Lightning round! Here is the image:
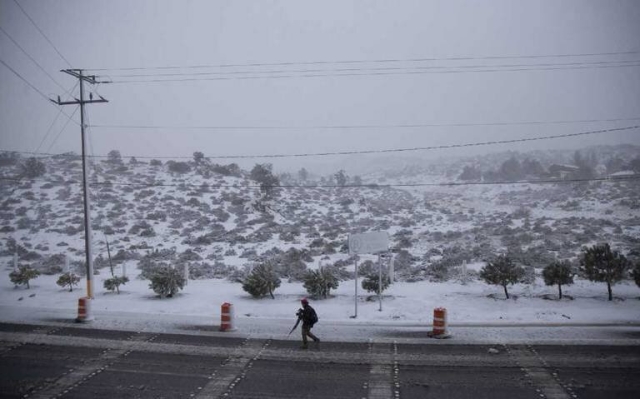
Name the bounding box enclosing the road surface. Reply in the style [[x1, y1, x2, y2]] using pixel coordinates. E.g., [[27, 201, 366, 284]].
[[1, 322, 639, 398]]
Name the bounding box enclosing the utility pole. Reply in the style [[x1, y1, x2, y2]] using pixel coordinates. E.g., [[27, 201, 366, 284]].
[[51, 69, 107, 301]]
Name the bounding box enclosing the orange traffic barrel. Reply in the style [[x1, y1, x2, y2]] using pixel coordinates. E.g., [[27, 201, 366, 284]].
[[429, 307, 450, 338], [220, 302, 236, 331], [76, 297, 94, 322]]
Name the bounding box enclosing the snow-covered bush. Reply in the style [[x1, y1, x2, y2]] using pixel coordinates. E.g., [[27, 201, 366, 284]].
[[33, 254, 65, 275], [303, 268, 339, 299], [9, 265, 40, 289], [103, 275, 129, 294], [361, 273, 390, 295], [148, 265, 185, 298], [57, 272, 80, 292], [189, 261, 234, 279], [241, 262, 281, 299]]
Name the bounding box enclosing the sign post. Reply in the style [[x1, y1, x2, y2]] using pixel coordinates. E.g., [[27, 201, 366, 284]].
[[378, 253, 382, 312], [348, 231, 389, 318]]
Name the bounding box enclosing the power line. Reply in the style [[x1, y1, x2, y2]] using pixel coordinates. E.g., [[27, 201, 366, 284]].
[[11, 0, 73, 68], [2, 125, 638, 160], [90, 116, 640, 131], [1, 174, 638, 189], [0, 58, 52, 102], [0, 25, 69, 93], [0, 58, 80, 126], [104, 59, 640, 79], [44, 106, 79, 154], [85, 50, 640, 72], [105, 62, 640, 84], [34, 81, 79, 153]]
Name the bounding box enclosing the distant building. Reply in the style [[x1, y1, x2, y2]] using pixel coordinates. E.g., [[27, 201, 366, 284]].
[[609, 170, 635, 179], [548, 164, 579, 179]]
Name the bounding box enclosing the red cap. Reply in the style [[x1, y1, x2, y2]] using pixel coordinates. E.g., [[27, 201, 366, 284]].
[[301, 298, 309, 305]]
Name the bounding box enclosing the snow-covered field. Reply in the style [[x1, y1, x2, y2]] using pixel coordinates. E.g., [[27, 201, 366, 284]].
[[2, 261, 638, 344]]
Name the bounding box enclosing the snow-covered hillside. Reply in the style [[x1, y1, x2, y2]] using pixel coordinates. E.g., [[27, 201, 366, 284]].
[[1, 146, 639, 289]]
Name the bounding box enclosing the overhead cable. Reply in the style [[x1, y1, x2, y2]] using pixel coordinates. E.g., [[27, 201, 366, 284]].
[[104, 59, 640, 79], [11, 0, 73, 68], [2, 125, 638, 160], [85, 50, 640, 72], [90, 117, 640, 131], [0, 25, 70, 93], [0, 58, 80, 126]]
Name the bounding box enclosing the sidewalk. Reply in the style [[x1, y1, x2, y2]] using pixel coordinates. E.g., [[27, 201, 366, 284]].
[[1, 305, 639, 346]]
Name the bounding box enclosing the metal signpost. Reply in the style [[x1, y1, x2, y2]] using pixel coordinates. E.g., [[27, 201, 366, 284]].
[[348, 231, 389, 318]]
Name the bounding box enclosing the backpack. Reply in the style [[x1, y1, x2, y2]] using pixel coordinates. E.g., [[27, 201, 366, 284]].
[[310, 308, 319, 325]]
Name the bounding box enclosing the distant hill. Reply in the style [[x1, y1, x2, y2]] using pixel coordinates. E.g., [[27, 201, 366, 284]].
[[0, 145, 638, 282]]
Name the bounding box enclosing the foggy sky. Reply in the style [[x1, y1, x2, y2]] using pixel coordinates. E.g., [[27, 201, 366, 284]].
[[1, 0, 639, 174]]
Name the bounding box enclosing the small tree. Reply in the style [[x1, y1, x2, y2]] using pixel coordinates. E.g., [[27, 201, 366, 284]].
[[242, 262, 281, 299], [250, 163, 280, 197], [479, 255, 525, 299], [103, 239, 129, 294], [580, 243, 629, 301], [148, 265, 185, 298], [19, 157, 46, 178], [334, 170, 348, 187], [193, 151, 205, 164], [107, 150, 122, 164], [104, 275, 129, 294], [303, 267, 339, 299], [57, 272, 80, 292], [631, 262, 640, 288], [9, 265, 40, 289], [361, 273, 390, 295], [542, 260, 574, 299]]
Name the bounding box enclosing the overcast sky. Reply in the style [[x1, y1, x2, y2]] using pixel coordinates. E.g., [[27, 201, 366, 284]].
[[1, 0, 639, 173]]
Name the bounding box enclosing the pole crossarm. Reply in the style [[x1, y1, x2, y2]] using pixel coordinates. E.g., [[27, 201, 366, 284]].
[[50, 97, 108, 105]]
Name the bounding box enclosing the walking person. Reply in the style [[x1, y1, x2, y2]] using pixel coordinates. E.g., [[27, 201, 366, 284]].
[[298, 298, 320, 349]]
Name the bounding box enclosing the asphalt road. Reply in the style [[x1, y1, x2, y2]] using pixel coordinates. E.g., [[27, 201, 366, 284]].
[[1, 322, 639, 399]]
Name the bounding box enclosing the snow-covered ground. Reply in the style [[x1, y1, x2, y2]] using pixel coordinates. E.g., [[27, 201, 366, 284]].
[[1, 262, 639, 345]]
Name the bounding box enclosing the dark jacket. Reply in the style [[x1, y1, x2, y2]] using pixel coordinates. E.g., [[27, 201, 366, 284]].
[[300, 305, 317, 327]]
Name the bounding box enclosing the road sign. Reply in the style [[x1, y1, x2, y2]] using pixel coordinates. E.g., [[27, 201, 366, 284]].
[[348, 231, 389, 255]]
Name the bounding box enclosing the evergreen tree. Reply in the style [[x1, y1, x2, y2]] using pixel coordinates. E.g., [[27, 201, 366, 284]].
[[303, 267, 339, 298], [107, 150, 122, 164], [57, 272, 80, 292], [542, 260, 574, 299], [148, 265, 185, 298], [193, 151, 205, 164], [104, 276, 129, 294], [628, 157, 640, 173], [361, 273, 390, 294], [334, 170, 348, 187], [242, 262, 281, 299], [459, 165, 482, 181], [631, 262, 640, 288], [167, 161, 191, 174], [579, 243, 629, 301], [479, 255, 525, 299], [9, 265, 40, 289], [19, 157, 46, 178], [250, 163, 280, 197], [298, 167, 309, 182], [499, 157, 522, 181]]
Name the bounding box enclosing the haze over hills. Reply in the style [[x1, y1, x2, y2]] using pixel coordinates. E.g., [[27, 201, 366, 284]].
[[0, 144, 639, 283]]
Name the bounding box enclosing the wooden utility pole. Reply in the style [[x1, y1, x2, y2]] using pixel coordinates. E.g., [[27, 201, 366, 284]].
[[51, 69, 107, 300]]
